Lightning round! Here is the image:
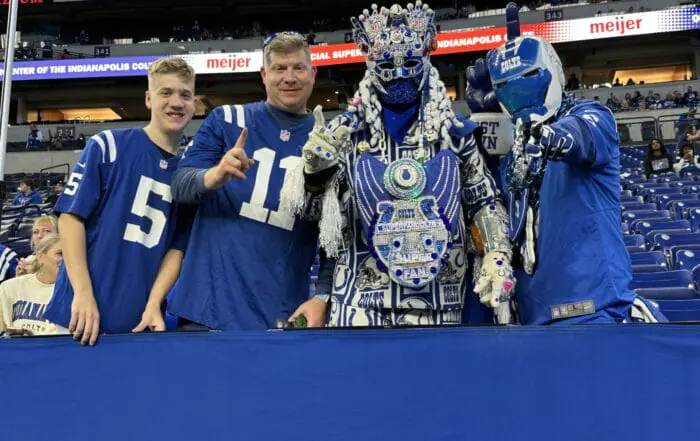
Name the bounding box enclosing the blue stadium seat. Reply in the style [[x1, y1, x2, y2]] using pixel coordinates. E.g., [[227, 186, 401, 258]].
[[690, 209, 700, 232], [658, 195, 700, 210], [621, 222, 629, 235], [635, 287, 700, 300], [635, 219, 691, 236], [625, 211, 671, 228], [632, 183, 669, 194], [620, 195, 643, 204], [630, 270, 694, 290], [654, 232, 700, 256], [675, 249, 700, 271], [680, 168, 700, 179], [655, 299, 700, 322], [657, 175, 682, 183], [646, 229, 693, 246], [646, 187, 684, 198], [680, 183, 700, 193], [629, 251, 666, 266], [632, 264, 667, 273], [622, 203, 656, 213], [623, 234, 644, 248], [627, 246, 647, 254], [671, 201, 700, 219]]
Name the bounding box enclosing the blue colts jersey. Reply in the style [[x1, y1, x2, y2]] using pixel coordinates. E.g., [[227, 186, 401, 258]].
[[44, 128, 180, 333], [168, 102, 319, 330], [502, 101, 635, 324]]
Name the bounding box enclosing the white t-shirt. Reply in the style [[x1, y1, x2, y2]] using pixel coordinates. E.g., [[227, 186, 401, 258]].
[[0, 274, 69, 335]]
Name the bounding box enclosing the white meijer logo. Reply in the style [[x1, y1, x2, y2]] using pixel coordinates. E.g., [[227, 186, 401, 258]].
[[500, 56, 522, 73]]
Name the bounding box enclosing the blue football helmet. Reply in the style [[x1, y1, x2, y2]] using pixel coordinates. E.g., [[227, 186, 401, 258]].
[[486, 35, 565, 125]]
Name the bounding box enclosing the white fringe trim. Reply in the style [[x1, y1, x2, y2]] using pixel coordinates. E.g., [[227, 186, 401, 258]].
[[319, 176, 343, 258], [279, 158, 306, 215]]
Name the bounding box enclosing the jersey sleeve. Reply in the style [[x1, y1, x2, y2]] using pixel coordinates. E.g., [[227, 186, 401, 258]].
[[450, 114, 502, 219], [179, 106, 235, 169], [554, 101, 619, 169], [0, 246, 18, 282], [30, 192, 43, 205], [53, 134, 108, 220]]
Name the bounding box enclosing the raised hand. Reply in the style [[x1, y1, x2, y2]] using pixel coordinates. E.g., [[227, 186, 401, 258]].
[[204, 128, 255, 190], [302, 105, 350, 174]]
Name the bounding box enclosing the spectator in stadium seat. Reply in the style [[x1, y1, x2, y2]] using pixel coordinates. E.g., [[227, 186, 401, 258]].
[[678, 124, 700, 154], [45, 181, 64, 205], [42, 58, 196, 345], [16, 215, 58, 277], [644, 138, 674, 177], [0, 234, 68, 336], [26, 124, 43, 148], [684, 86, 697, 106], [673, 143, 700, 174], [12, 179, 43, 206], [162, 31, 322, 331]]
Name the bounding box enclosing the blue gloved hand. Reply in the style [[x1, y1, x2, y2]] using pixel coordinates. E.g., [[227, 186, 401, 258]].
[[466, 58, 501, 113], [537, 123, 575, 160]]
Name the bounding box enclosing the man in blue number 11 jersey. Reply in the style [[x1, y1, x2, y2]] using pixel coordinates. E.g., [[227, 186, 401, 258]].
[[166, 32, 323, 330], [43, 58, 197, 345]]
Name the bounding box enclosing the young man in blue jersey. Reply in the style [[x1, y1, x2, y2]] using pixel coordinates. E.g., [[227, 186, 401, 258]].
[[166, 32, 326, 330], [43, 58, 197, 345]]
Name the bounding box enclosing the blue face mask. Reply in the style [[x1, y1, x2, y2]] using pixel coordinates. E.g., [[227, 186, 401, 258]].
[[380, 78, 420, 105]]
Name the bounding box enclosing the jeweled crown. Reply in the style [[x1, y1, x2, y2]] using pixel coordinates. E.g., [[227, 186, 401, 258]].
[[351, 2, 437, 61]]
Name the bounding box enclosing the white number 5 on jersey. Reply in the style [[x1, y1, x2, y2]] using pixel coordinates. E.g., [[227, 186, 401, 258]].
[[123, 176, 172, 248]]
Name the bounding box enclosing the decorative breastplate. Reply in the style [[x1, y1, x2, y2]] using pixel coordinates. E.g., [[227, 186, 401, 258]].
[[353, 150, 461, 288]]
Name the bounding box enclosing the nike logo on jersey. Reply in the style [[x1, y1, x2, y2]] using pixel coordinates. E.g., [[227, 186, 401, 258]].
[[77, 162, 86, 167]]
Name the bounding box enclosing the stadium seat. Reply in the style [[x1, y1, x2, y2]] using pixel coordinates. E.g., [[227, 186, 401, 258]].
[[622, 203, 656, 213], [635, 287, 700, 300], [623, 234, 644, 248], [690, 209, 700, 232], [620, 195, 643, 204], [632, 264, 667, 273], [655, 299, 700, 322], [629, 251, 666, 266], [675, 249, 700, 271], [627, 246, 647, 254], [630, 270, 694, 290], [621, 222, 629, 235], [653, 233, 700, 256], [624, 210, 671, 227], [635, 219, 691, 236], [671, 201, 700, 219], [680, 168, 700, 179], [646, 187, 684, 199], [645, 229, 693, 246], [658, 195, 699, 210]]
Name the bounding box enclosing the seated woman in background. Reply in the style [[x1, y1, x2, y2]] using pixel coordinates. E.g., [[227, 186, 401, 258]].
[[16, 215, 58, 277], [0, 234, 68, 336], [644, 138, 674, 177], [674, 143, 700, 174]]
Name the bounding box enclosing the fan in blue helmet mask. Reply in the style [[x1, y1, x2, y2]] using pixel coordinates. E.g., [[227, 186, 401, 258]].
[[465, 2, 666, 325]]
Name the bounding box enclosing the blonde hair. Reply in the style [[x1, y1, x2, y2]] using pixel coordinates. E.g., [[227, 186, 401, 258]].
[[25, 233, 60, 275], [32, 215, 58, 250], [33, 215, 58, 233], [148, 57, 196, 89], [264, 33, 311, 66]]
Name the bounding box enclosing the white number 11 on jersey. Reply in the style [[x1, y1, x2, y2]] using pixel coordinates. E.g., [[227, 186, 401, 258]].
[[240, 147, 299, 231]]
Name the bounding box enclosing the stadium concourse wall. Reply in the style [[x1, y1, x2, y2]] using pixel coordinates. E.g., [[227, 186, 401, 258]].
[[1, 325, 700, 441]]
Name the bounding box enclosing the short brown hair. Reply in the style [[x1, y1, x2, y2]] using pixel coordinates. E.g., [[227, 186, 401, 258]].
[[148, 57, 195, 89], [264, 33, 311, 66]]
